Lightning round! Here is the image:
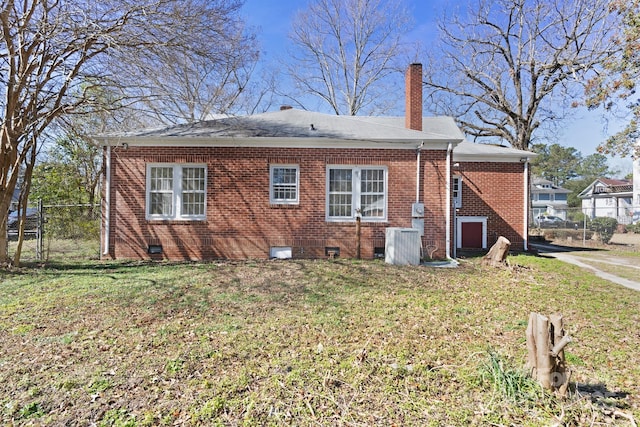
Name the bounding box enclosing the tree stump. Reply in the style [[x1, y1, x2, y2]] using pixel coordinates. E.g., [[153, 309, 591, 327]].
[[525, 312, 572, 397], [482, 236, 510, 266]]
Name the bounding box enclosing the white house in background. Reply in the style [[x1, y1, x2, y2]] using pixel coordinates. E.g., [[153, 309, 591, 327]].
[[530, 177, 571, 220], [579, 178, 634, 224]]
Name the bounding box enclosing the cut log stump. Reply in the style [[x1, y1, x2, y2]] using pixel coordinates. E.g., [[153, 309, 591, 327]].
[[482, 236, 510, 267], [526, 312, 572, 397]]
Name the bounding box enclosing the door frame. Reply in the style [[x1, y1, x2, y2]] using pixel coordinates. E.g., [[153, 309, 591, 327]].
[[456, 216, 487, 249]]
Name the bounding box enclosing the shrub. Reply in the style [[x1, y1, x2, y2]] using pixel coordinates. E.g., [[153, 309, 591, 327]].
[[627, 222, 640, 234], [568, 211, 587, 225], [590, 217, 618, 244], [44, 206, 100, 240]]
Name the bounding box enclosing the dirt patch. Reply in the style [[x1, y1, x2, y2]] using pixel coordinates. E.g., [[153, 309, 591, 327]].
[[609, 233, 640, 246]]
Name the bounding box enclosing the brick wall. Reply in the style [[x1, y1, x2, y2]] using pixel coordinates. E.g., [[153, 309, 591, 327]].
[[405, 63, 423, 131], [455, 162, 526, 251], [104, 146, 450, 261]]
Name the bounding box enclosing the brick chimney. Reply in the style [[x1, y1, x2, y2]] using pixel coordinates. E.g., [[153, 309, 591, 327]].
[[405, 63, 423, 131]]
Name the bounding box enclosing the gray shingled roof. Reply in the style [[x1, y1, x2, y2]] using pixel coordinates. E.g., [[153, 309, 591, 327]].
[[102, 108, 464, 143], [453, 140, 537, 162], [99, 109, 536, 162]]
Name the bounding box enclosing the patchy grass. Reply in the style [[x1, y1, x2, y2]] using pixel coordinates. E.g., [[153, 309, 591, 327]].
[[8, 238, 99, 262], [1, 256, 639, 425], [538, 245, 640, 283], [584, 261, 640, 283]]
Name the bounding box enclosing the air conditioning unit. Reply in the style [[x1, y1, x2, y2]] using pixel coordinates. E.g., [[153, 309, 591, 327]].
[[385, 227, 420, 265]]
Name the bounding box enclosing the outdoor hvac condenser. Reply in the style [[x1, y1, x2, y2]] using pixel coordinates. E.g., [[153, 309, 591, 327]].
[[385, 227, 421, 265]]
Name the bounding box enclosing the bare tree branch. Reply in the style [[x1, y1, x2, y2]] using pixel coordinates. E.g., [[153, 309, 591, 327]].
[[585, 0, 640, 157], [423, 0, 617, 150], [0, 0, 257, 264], [285, 0, 414, 115]]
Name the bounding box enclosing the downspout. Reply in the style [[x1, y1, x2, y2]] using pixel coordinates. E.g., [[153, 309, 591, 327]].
[[416, 141, 424, 259], [102, 144, 111, 257], [446, 142, 453, 259], [522, 158, 529, 251], [416, 141, 424, 202]]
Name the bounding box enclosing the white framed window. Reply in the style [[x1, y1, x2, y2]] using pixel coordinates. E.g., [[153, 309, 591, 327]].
[[146, 164, 206, 220], [270, 165, 299, 204], [453, 175, 462, 208], [326, 166, 387, 221]]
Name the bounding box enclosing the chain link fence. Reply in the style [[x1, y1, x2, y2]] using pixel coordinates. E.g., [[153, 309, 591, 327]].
[[530, 205, 640, 246], [6, 201, 100, 263], [530, 205, 639, 229]]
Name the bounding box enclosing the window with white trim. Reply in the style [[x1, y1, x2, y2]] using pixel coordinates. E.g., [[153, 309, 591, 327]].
[[146, 164, 206, 220], [453, 175, 462, 208], [270, 165, 299, 204], [327, 166, 387, 221]]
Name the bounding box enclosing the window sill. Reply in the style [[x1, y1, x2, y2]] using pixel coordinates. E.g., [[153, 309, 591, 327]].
[[326, 219, 388, 225], [269, 203, 300, 209], [146, 218, 207, 223]]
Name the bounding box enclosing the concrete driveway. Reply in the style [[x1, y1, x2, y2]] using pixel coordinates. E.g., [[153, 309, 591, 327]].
[[531, 242, 640, 291]]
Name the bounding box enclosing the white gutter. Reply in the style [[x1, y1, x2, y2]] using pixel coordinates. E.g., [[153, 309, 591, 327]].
[[102, 146, 111, 256], [523, 158, 529, 251], [99, 136, 454, 151], [446, 142, 453, 259], [416, 141, 424, 202]]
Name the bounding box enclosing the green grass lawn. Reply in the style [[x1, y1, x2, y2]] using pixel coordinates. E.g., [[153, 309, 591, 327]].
[[1, 255, 639, 425], [7, 238, 100, 263]]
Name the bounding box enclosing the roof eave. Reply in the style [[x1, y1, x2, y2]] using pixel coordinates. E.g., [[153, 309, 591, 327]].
[[453, 153, 536, 163], [97, 136, 463, 150]]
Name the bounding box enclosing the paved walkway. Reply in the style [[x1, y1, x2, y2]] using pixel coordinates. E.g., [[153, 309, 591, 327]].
[[531, 242, 640, 292]]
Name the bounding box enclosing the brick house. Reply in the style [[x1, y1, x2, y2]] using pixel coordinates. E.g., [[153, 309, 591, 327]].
[[98, 64, 534, 261], [452, 141, 534, 255]]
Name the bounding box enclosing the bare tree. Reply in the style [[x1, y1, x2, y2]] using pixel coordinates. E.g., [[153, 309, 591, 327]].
[[585, 0, 640, 157], [113, 0, 259, 125], [285, 0, 413, 116], [423, 0, 618, 151], [0, 0, 256, 265]]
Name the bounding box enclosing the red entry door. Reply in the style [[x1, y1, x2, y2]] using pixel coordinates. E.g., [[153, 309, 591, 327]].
[[461, 222, 483, 248]]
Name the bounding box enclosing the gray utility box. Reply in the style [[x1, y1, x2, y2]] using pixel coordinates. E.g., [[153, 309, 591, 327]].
[[385, 227, 421, 266]]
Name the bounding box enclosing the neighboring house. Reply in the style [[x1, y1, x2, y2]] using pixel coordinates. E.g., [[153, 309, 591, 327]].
[[579, 178, 634, 224], [530, 177, 571, 220], [97, 63, 535, 261]]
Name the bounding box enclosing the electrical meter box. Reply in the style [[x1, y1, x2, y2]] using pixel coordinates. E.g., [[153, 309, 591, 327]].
[[411, 202, 425, 218]]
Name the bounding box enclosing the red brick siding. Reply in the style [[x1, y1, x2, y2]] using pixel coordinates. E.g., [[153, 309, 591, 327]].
[[455, 162, 526, 251], [421, 150, 448, 257], [405, 64, 423, 131], [103, 146, 450, 260]]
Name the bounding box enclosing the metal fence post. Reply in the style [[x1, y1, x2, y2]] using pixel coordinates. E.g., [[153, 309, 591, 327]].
[[36, 199, 43, 261]]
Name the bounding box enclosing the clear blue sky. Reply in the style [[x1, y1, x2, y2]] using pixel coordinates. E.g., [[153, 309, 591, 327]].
[[241, 0, 632, 175]]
